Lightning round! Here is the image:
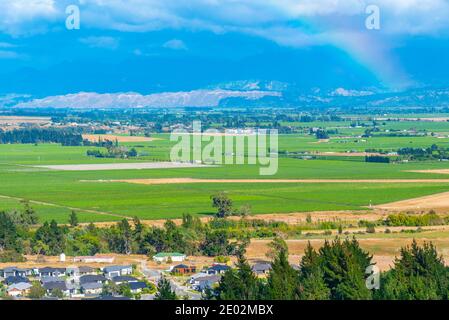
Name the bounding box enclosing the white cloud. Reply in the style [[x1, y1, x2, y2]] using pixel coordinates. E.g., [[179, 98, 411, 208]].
[[0, 50, 21, 59], [1, 0, 448, 36], [0, 0, 59, 35], [163, 39, 187, 50], [79, 36, 120, 49]]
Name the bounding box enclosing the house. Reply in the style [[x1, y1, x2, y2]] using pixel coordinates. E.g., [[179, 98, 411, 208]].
[[37, 267, 66, 278], [78, 266, 96, 275], [43, 281, 71, 296], [81, 282, 103, 295], [192, 275, 221, 292], [66, 266, 96, 278], [7, 282, 32, 297], [1, 267, 32, 278], [73, 255, 115, 263], [129, 281, 147, 294], [103, 265, 133, 278], [207, 264, 230, 275], [171, 264, 197, 275], [189, 272, 209, 285], [252, 263, 272, 276], [5, 276, 30, 285], [153, 252, 186, 263], [41, 276, 65, 284], [112, 275, 138, 285], [80, 274, 107, 285]]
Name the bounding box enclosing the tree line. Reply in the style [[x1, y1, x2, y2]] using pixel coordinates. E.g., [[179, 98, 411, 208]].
[[0, 128, 83, 146], [0, 205, 249, 260]]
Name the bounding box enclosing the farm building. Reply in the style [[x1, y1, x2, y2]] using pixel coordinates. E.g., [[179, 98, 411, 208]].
[[153, 252, 186, 263]]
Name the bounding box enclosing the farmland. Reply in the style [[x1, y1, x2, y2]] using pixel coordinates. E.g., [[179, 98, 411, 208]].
[[2, 123, 449, 223]]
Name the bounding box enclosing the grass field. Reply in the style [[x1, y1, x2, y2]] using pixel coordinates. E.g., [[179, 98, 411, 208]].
[[2, 131, 449, 223]]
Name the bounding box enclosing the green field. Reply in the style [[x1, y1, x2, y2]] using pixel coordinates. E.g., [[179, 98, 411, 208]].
[[2, 132, 449, 223]]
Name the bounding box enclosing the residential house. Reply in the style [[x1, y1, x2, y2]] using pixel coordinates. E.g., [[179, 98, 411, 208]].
[[37, 267, 66, 278], [189, 272, 209, 285], [207, 264, 230, 275], [192, 275, 221, 292], [78, 266, 96, 275], [43, 281, 72, 297], [66, 266, 97, 278], [103, 265, 133, 279], [153, 252, 186, 263], [129, 282, 147, 294], [41, 276, 65, 285], [252, 263, 272, 276], [80, 274, 107, 285], [1, 267, 32, 278], [112, 275, 138, 285], [5, 276, 30, 285], [81, 282, 103, 295], [171, 264, 197, 275], [7, 282, 32, 297]]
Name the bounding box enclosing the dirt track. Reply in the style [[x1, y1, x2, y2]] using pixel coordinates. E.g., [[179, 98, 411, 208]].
[[94, 178, 449, 185], [408, 169, 449, 175], [376, 190, 449, 212]]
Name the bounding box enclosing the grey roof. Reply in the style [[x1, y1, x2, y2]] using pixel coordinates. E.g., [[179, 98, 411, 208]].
[[3, 267, 18, 272], [81, 282, 103, 290], [208, 265, 230, 272], [195, 275, 221, 283], [78, 266, 95, 273], [44, 282, 68, 291], [38, 267, 66, 273], [252, 263, 272, 272], [41, 276, 65, 284], [195, 275, 221, 290], [103, 265, 132, 273], [8, 282, 32, 291], [5, 276, 29, 285], [129, 282, 147, 290], [80, 274, 107, 284]]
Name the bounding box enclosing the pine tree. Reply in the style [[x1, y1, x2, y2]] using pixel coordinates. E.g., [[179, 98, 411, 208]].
[[298, 242, 331, 300], [69, 211, 78, 227], [377, 240, 449, 300], [155, 277, 177, 300], [215, 254, 261, 300], [318, 238, 372, 300], [266, 238, 299, 300]]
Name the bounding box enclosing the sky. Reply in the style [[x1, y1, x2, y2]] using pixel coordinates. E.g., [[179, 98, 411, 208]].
[[0, 0, 448, 96]]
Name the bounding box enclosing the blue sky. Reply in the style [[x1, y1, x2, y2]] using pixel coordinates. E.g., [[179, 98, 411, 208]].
[[0, 0, 448, 96]]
